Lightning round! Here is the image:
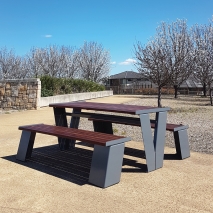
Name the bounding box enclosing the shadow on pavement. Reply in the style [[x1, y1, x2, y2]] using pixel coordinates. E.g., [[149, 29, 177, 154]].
[[124, 146, 181, 160], [2, 144, 92, 186], [2, 144, 180, 185]]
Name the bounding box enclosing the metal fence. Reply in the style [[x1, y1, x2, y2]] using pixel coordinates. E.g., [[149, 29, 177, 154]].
[[105, 85, 203, 96]]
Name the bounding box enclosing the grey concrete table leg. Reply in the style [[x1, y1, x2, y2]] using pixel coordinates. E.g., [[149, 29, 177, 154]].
[[154, 111, 167, 169], [174, 130, 190, 159], [139, 114, 155, 172], [89, 143, 125, 188], [16, 130, 36, 161], [69, 108, 82, 147], [93, 120, 113, 134]]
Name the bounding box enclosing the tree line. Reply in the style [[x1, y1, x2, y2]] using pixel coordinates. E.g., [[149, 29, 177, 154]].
[[0, 41, 110, 83], [134, 19, 213, 106]]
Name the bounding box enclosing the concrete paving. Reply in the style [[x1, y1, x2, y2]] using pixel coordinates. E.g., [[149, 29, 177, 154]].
[[0, 95, 213, 213]]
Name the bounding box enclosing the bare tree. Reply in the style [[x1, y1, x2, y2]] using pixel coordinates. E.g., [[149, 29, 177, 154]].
[[0, 47, 23, 79], [77, 41, 111, 82], [38, 45, 64, 77], [12, 57, 30, 79], [162, 20, 195, 98], [27, 47, 43, 78], [27, 45, 79, 78], [60, 46, 79, 78], [134, 38, 172, 107], [192, 23, 213, 99]]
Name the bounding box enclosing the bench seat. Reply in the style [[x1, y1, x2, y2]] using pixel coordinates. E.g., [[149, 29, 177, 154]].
[[86, 114, 190, 160], [16, 124, 131, 188]]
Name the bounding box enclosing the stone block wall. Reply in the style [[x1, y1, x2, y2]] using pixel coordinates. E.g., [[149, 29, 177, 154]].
[[0, 79, 41, 110]]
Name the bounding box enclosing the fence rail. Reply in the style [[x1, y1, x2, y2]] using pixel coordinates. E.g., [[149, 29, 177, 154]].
[[105, 85, 203, 96]]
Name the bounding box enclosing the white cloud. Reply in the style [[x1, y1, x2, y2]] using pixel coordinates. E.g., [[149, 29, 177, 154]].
[[111, 61, 116, 64], [44, 35, 52, 38], [119, 58, 136, 65]]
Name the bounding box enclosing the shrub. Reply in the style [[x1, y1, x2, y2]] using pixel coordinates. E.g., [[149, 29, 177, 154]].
[[40, 76, 105, 97]]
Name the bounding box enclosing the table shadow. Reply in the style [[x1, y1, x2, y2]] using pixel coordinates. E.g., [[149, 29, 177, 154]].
[[124, 147, 181, 160], [78, 142, 148, 173], [2, 144, 92, 186], [2, 144, 180, 186]]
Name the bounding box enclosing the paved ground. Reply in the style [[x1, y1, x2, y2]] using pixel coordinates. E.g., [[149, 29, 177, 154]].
[[0, 95, 213, 213]]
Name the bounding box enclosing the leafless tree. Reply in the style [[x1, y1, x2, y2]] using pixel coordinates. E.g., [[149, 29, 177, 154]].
[[77, 41, 111, 82], [60, 46, 79, 78], [192, 23, 213, 100], [162, 20, 195, 98], [26, 47, 43, 78], [0, 47, 23, 79], [37, 45, 64, 77], [134, 38, 172, 107], [27, 45, 79, 78]]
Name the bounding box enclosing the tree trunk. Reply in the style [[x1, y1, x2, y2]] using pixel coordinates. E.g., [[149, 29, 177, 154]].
[[157, 87, 162, 107], [174, 85, 178, 99], [210, 88, 213, 106], [203, 83, 207, 97]]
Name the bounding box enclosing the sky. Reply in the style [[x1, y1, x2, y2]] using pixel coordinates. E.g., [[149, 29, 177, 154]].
[[1, 0, 213, 76]]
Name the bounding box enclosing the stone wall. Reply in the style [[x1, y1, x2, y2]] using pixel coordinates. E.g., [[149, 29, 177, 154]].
[[0, 79, 41, 110], [0, 78, 113, 111]]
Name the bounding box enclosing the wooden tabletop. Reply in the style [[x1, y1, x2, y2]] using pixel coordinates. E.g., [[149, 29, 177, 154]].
[[49, 102, 170, 115]]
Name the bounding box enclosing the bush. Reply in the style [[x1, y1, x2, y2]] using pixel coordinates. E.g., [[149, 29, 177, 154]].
[[40, 76, 105, 97]]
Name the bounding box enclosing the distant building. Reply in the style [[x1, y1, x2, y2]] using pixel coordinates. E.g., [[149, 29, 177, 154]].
[[108, 71, 151, 86], [107, 71, 206, 95]]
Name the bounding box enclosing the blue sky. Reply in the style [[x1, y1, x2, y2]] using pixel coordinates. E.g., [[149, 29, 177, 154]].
[[1, 0, 213, 75]]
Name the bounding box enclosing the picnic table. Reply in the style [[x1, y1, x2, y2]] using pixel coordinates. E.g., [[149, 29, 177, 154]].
[[16, 100, 190, 187], [49, 101, 171, 172]]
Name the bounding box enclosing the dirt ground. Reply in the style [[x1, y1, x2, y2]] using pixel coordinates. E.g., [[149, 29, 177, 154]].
[[0, 95, 213, 213]]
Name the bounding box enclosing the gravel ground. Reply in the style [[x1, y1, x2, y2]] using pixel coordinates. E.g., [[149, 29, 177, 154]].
[[77, 95, 213, 155]]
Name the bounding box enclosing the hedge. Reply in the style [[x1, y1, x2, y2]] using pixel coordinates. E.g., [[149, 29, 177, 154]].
[[40, 76, 105, 97]]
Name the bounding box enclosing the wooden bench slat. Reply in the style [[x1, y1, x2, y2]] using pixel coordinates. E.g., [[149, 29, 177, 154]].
[[87, 116, 188, 132], [66, 112, 188, 132], [19, 124, 131, 147]]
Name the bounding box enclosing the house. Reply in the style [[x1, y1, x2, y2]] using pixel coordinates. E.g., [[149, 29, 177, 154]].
[[108, 71, 145, 86], [179, 76, 203, 95], [107, 71, 206, 95]]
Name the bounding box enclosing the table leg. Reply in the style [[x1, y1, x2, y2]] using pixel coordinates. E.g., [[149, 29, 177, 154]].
[[154, 111, 167, 169], [69, 108, 82, 147], [93, 120, 113, 134], [139, 113, 155, 172], [53, 107, 70, 150]]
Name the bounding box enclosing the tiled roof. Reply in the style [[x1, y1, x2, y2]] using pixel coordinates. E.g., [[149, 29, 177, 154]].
[[180, 75, 203, 88], [109, 71, 142, 79]]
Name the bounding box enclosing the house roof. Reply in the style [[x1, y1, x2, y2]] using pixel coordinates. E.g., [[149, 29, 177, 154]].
[[180, 75, 203, 88], [109, 71, 142, 79], [109, 71, 213, 88]]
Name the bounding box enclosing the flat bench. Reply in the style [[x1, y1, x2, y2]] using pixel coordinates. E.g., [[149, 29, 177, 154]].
[[16, 124, 131, 188], [81, 113, 190, 160]]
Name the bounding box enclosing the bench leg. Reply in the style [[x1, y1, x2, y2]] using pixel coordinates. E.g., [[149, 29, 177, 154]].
[[93, 121, 113, 134], [16, 130, 36, 161], [174, 129, 190, 159], [89, 143, 125, 188]]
